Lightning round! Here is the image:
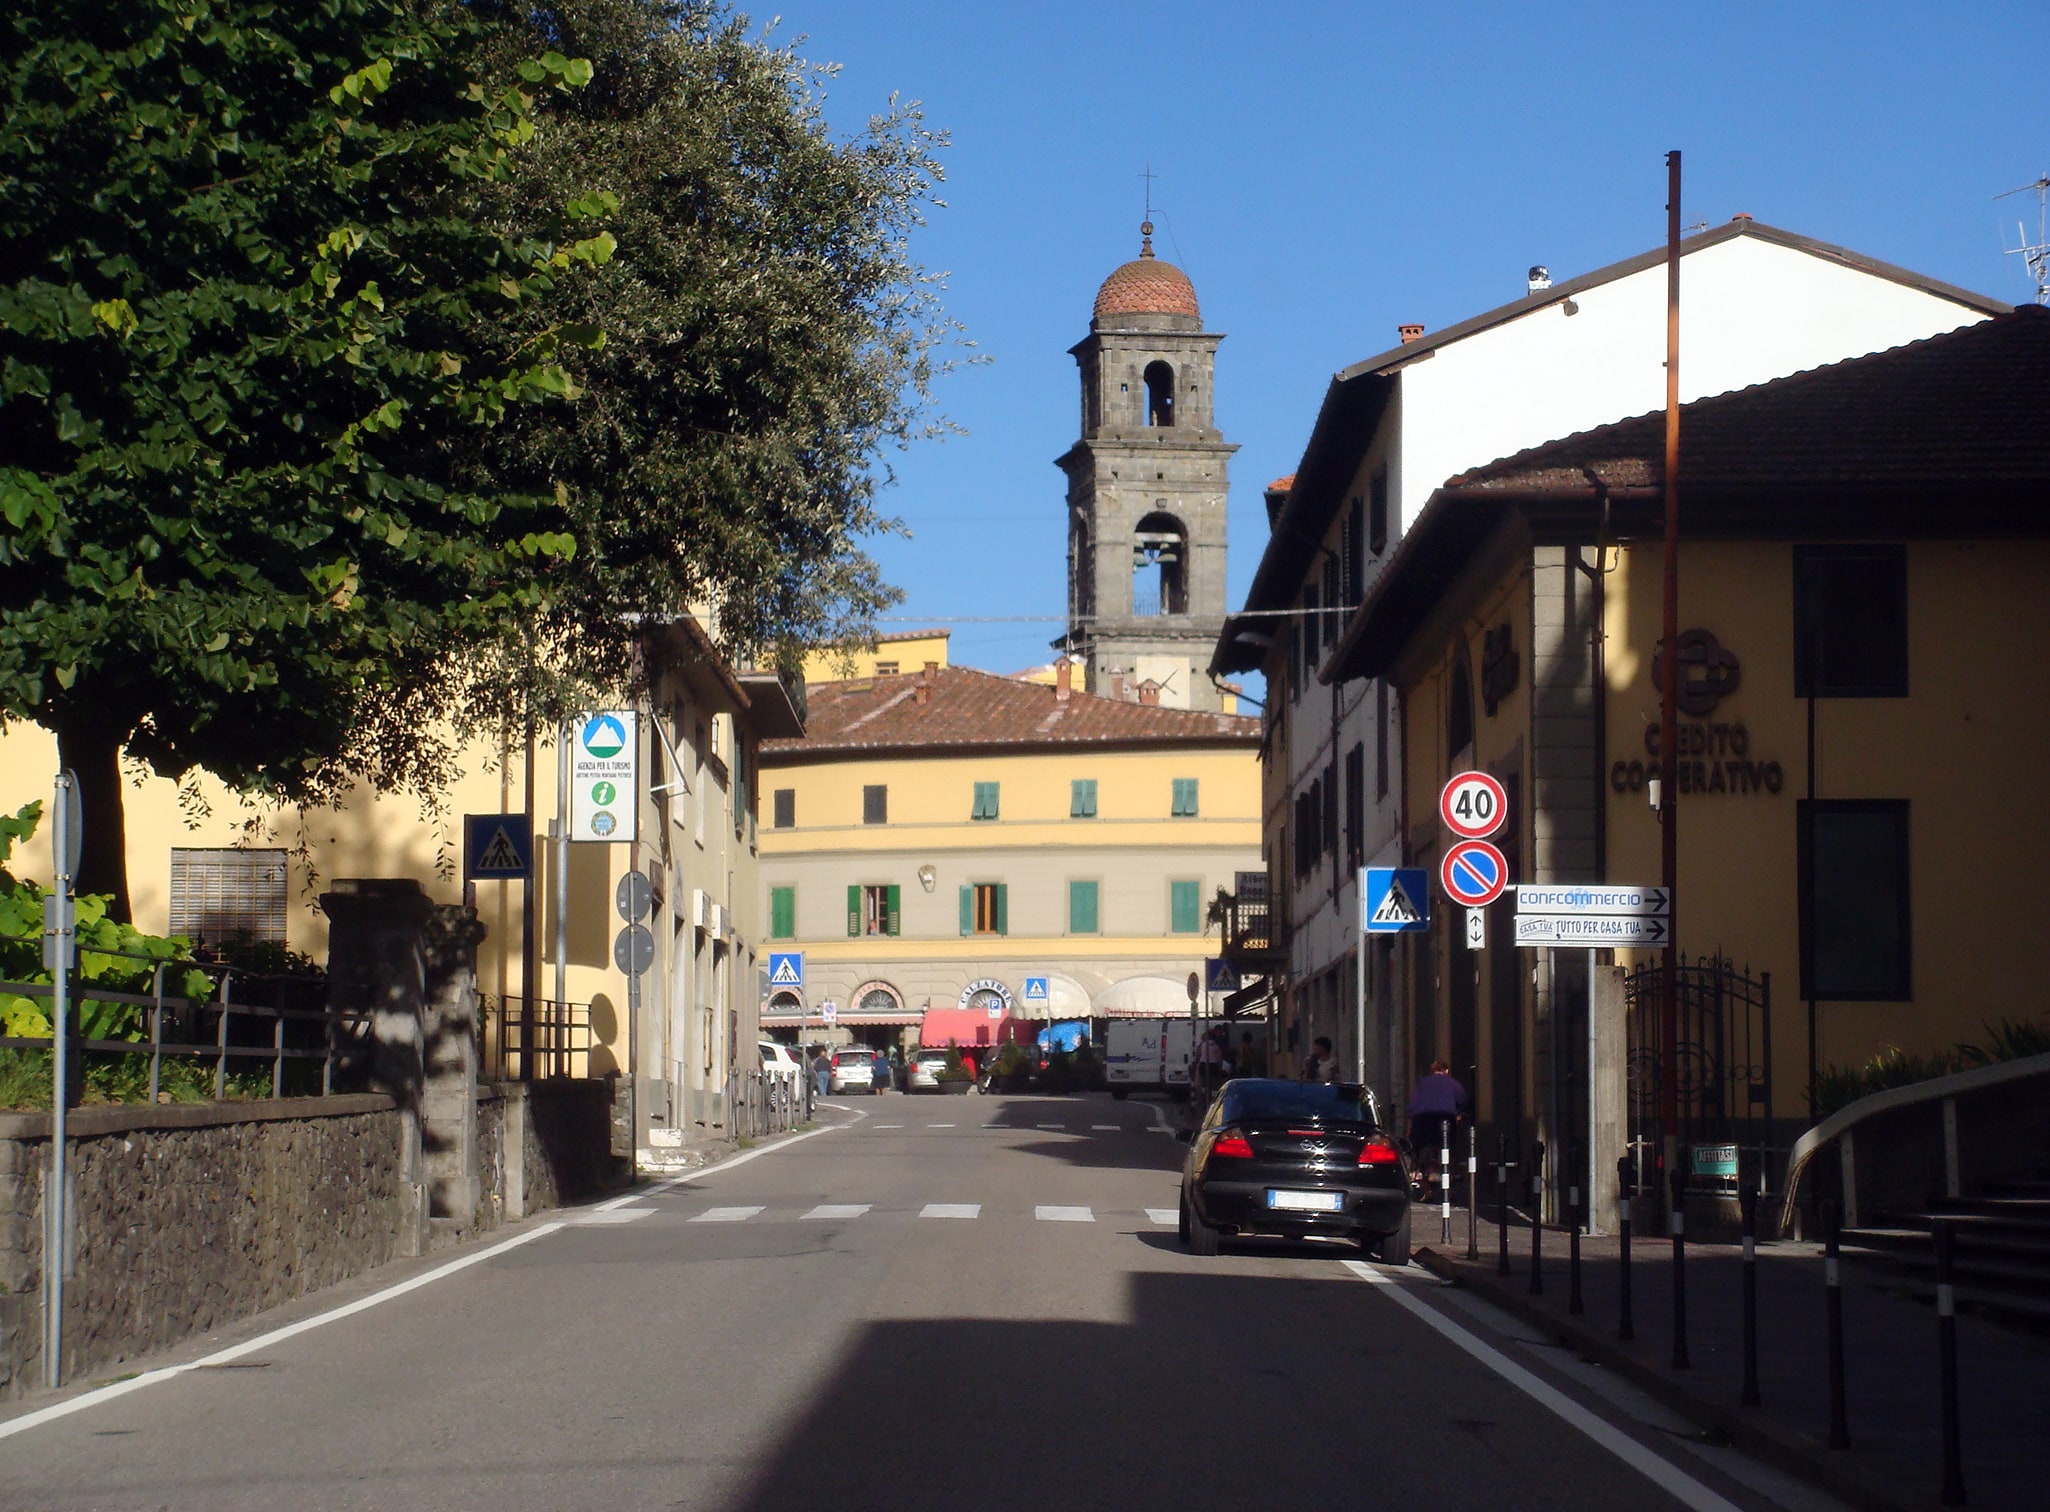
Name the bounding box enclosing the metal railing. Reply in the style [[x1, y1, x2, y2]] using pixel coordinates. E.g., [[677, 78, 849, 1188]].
[[0, 940, 357, 1103], [483, 995, 594, 1081], [725, 1068, 805, 1141]]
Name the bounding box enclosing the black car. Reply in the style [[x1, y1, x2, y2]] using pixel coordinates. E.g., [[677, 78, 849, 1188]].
[[1177, 1078, 1410, 1263]]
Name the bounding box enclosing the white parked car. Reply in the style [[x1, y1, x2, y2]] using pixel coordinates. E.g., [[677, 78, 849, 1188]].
[[829, 1047, 876, 1095], [907, 1048, 953, 1091], [759, 1041, 801, 1089]]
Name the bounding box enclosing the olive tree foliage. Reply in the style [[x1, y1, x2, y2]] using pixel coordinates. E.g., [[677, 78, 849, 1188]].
[[463, 0, 958, 717], [0, 0, 611, 915]]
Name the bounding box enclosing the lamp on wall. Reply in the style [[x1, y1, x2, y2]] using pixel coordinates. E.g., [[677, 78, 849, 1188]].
[[917, 864, 937, 892]]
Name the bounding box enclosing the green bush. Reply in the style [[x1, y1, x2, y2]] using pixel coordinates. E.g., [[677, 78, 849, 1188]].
[[1814, 1015, 2050, 1116], [937, 1046, 971, 1082]]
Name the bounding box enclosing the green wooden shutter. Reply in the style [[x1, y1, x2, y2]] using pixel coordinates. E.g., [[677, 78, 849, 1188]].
[[960, 885, 973, 935], [1069, 880, 1098, 934], [886, 884, 901, 936], [1170, 879, 1200, 934], [1071, 779, 1097, 818], [771, 886, 794, 939], [994, 883, 1008, 936], [847, 884, 861, 937]]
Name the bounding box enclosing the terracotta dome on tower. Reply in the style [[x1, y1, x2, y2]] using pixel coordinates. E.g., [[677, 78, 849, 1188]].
[[1093, 221, 1200, 324]]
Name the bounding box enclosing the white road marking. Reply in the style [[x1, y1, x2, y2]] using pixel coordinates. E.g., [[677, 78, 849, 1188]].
[[577, 1207, 655, 1225], [802, 1204, 870, 1220], [0, 1222, 564, 1442], [691, 1206, 764, 1223], [1146, 1208, 1179, 1226], [875, 1124, 904, 1130], [1091, 1123, 1120, 1130], [595, 1115, 853, 1210], [1035, 1122, 1066, 1130], [1035, 1206, 1093, 1222], [1342, 1261, 1744, 1512], [921, 1203, 979, 1219], [926, 1123, 956, 1129]]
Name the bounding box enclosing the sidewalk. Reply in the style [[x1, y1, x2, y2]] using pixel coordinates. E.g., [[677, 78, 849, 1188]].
[[1411, 1200, 2049, 1512]]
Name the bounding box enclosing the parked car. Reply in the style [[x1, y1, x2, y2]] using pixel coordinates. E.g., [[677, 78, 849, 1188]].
[[758, 1040, 801, 1089], [829, 1047, 876, 1095], [1177, 1078, 1410, 1264], [907, 1048, 952, 1091]]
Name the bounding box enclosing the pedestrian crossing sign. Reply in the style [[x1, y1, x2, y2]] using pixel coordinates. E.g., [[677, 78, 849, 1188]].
[[463, 814, 533, 881], [768, 952, 804, 988], [1363, 867, 1430, 934]]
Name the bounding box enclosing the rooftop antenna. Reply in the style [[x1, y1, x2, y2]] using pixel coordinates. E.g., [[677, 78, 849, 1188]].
[[1997, 174, 2050, 304]]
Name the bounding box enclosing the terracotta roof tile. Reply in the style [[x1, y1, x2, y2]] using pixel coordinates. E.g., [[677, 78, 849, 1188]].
[[762, 666, 1259, 759], [1094, 255, 1200, 322]]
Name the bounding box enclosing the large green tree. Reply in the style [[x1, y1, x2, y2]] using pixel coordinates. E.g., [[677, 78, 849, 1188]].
[[465, 0, 955, 711], [0, 0, 608, 916]]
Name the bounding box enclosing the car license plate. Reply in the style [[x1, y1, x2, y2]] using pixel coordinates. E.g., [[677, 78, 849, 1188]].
[[1267, 1190, 1343, 1212]]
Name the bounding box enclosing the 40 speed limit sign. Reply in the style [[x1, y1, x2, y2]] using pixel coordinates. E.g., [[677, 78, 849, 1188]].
[[1440, 771, 1508, 841]]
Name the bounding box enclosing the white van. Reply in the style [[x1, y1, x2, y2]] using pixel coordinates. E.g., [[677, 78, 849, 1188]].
[[1107, 1017, 1222, 1098]]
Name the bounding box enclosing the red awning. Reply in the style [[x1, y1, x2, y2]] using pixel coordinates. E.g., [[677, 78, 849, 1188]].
[[915, 1008, 1029, 1050]]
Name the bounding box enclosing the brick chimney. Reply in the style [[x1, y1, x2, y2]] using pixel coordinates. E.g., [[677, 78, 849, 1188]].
[[1109, 671, 1126, 702], [914, 662, 935, 706], [1055, 658, 1072, 701], [1137, 680, 1160, 706], [1398, 323, 1425, 345]]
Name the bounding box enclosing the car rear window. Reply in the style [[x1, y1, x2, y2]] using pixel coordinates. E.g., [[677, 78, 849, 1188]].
[[1222, 1081, 1375, 1126]]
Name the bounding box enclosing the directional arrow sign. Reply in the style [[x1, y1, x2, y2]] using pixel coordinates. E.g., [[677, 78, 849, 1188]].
[[1514, 914, 1670, 947], [1513, 884, 1670, 917]]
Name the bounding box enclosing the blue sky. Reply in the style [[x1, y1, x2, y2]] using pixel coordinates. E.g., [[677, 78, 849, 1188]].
[[779, 1, 2047, 686]]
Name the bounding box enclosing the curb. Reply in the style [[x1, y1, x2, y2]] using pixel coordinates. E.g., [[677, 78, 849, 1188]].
[[1413, 1244, 1933, 1512]]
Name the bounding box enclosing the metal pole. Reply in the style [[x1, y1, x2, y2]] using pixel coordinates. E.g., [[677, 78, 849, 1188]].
[[1741, 1182, 1762, 1406], [1658, 148, 1684, 1220], [1934, 1219, 1965, 1505], [1440, 1115, 1453, 1245], [1618, 1154, 1636, 1340], [1496, 1134, 1512, 1277], [1824, 1197, 1850, 1449], [43, 770, 76, 1391], [553, 723, 570, 1077], [1465, 1123, 1479, 1261], [1670, 1164, 1690, 1369], [1529, 1138, 1546, 1296], [1568, 1147, 1584, 1316], [1355, 902, 1368, 1087], [1586, 947, 1601, 1235], [520, 716, 536, 1081]]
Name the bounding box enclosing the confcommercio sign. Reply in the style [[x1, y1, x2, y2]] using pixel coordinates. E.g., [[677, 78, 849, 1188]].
[[570, 711, 638, 843]]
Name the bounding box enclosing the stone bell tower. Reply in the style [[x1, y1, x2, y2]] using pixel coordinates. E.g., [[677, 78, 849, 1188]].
[[1056, 220, 1236, 711]]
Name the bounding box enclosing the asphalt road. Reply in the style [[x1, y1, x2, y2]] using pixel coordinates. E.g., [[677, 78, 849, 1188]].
[[0, 1092, 1853, 1512]]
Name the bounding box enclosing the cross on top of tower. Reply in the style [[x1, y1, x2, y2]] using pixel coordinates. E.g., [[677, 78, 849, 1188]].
[[1138, 165, 1156, 258]]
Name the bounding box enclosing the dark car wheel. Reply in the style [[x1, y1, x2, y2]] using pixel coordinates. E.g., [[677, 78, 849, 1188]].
[[1363, 1204, 1411, 1267], [1181, 1189, 1220, 1256]]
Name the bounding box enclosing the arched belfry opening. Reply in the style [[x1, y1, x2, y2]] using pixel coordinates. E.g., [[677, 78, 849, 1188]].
[[1131, 510, 1187, 617], [1143, 361, 1175, 427]]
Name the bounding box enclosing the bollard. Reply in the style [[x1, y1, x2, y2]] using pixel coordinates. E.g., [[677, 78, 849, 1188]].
[[1935, 1220, 1965, 1505], [1617, 1154, 1636, 1340], [1740, 1182, 1761, 1407], [1496, 1135, 1512, 1277], [1823, 1197, 1850, 1450], [1529, 1139, 1546, 1296], [1670, 1165, 1690, 1369], [1568, 1152, 1585, 1316], [1466, 1124, 1480, 1261], [1440, 1117, 1453, 1245]]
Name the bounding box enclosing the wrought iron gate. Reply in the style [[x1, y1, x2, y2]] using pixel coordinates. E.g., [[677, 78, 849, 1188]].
[[1624, 955, 1772, 1187]]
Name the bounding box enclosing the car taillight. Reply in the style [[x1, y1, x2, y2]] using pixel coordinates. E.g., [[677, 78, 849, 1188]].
[[1212, 1130, 1255, 1159], [1358, 1137, 1400, 1166]]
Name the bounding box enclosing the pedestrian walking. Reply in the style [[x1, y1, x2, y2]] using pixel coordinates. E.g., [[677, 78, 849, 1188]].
[[1407, 1060, 1470, 1201], [1299, 1035, 1338, 1082], [811, 1047, 831, 1099], [1237, 1030, 1265, 1078]]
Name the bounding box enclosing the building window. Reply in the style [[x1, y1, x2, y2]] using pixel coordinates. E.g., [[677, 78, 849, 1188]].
[[1375, 679, 1390, 798], [1170, 777, 1199, 817], [1323, 552, 1342, 644], [1324, 758, 1340, 859], [1131, 511, 1186, 617], [169, 849, 288, 945], [1368, 463, 1389, 556], [772, 788, 795, 829], [1071, 779, 1098, 818], [961, 882, 1008, 936], [1303, 583, 1321, 666], [847, 884, 901, 937], [1794, 545, 1907, 697], [971, 781, 1000, 821], [1143, 360, 1175, 427], [769, 886, 796, 940], [1169, 879, 1202, 935], [863, 784, 888, 825], [1447, 650, 1474, 760], [1344, 743, 1365, 871], [1799, 801, 1910, 999], [873, 660, 900, 676], [1343, 496, 1363, 606], [1289, 622, 1303, 702], [1069, 879, 1100, 935], [768, 989, 801, 1016], [857, 984, 902, 1014]]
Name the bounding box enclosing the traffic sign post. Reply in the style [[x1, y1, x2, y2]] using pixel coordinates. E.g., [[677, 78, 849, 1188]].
[[569, 711, 638, 843], [615, 869, 652, 924], [1205, 958, 1241, 994], [1514, 914, 1669, 946], [1512, 883, 1673, 947], [1023, 975, 1050, 1006], [1440, 771, 1508, 840], [821, 1001, 838, 1026], [1465, 908, 1486, 951], [767, 952, 805, 989], [1514, 885, 1669, 917], [464, 814, 533, 881], [1441, 840, 1509, 908]]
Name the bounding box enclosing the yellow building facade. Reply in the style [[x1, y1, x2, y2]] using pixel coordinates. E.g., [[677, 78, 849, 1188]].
[[758, 663, 1262, 1046]]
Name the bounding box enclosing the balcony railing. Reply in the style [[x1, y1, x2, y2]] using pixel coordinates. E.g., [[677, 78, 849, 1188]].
[[1219, 871, 1284, 966]]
